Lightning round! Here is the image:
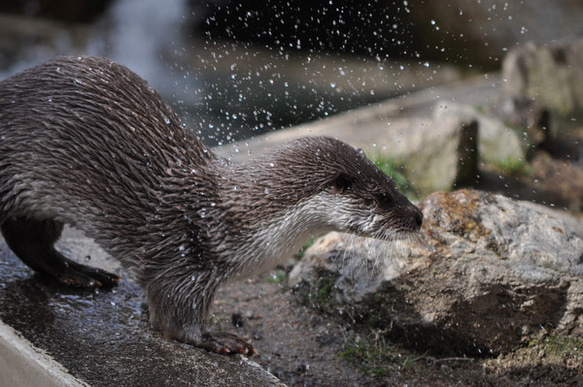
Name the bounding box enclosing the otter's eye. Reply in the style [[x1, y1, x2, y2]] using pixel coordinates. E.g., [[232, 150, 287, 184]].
[[332, 172, 354, 192], [376, 193, 393, 208]]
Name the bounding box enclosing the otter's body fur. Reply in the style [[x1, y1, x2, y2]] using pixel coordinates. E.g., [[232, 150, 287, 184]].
[[0, 56, 422, 354]]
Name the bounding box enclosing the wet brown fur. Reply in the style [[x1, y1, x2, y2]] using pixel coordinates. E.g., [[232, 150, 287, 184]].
[[0, 56, 422, 354]]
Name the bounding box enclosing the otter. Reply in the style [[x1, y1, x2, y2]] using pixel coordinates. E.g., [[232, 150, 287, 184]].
[[0, 56, 422, 355]]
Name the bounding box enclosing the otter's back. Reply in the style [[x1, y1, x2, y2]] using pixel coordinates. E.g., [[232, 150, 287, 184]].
[[0, 56, 212, 226]]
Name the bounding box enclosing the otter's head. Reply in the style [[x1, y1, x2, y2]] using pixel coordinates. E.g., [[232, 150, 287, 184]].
[[244, 136, 423, 241]]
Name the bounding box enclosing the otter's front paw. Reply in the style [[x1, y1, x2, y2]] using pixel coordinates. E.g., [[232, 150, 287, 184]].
[[198, 331, 256, 355]]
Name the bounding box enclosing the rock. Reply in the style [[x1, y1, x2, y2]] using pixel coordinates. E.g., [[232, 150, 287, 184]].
[[434, 102, 526, 170], [397, 114, 478, 193], [385, 102, 525, 195], [503, 39, 583, 118], [289, 189, 583, 356], [486, 95, 553, 160], [521, 201, 583, 241]]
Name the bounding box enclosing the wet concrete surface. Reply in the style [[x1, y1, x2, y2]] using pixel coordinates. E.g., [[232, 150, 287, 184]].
[[0, 228, 283, 386]]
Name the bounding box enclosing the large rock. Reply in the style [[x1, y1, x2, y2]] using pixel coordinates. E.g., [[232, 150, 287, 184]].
[[385, 102, 525, 195], [391, 115, 477, 193], [503, 39, 583, 118], [289, 190, 583, 356], [433, 102, 526, 168]]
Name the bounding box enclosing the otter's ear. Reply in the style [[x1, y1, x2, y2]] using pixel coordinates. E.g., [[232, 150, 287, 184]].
[[332, 172, 355, 192]]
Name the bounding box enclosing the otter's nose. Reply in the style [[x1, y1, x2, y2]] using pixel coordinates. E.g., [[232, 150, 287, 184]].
[[410, 206, 423, 230]]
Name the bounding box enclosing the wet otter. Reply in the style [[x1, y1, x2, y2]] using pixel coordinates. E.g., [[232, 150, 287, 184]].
[[0, 56, 422, 355]]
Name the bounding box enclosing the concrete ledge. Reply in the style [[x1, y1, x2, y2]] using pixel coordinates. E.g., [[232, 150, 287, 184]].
[[0, 228, 284, 387], [0, 320, 86, 387]]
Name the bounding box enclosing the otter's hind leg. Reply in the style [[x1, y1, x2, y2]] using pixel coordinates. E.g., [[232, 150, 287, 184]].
[[1, 217, 119, 288]]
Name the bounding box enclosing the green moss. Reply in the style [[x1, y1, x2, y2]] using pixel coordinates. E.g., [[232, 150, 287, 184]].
[[311, 274, 336, 306], [265, 268, 288, 284], [540, 335, 583, 358], [340, 334, 426, 376], [293, 237, 316, 259], [401, 351, 428, 371], [340, 336, 394, 377], [493, 157, 533, 177], [292, 269, 340, 312], [370, 155, 419, 199]]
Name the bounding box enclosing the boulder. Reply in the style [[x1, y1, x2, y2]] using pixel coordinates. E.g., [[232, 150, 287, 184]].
[[289, 189, 583, 356], [503, 39, 583, 118], [433, 102, 526, 168], [394, 115, 478, 193], [381, 102, 525, 195]]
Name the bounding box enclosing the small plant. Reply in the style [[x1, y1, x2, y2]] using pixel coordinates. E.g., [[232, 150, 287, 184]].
[[340, 336, 394, 377], [540, 335, 583, 359], [293, 237, 316, 259], [494, 157, 533, 177], [370, 155, 418, 199], [340, 332, 427, 376], [310, 274, 336, 306], [400, 351, 428, 371], [265, 268, 288, 284]]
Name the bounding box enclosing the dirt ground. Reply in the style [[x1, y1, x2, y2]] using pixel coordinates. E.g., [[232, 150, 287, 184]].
[[212, 128, 583, 387]]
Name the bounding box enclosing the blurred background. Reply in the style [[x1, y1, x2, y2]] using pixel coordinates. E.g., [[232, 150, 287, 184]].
[[1, 0, 582, 145]]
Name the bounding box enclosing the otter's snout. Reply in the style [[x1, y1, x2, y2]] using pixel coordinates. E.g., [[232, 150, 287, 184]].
[[402, 205, 423, 231], [410, 206, 423, 230]]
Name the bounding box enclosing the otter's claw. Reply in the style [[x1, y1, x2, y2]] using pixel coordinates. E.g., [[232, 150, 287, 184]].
[[55, 261, 120, 288], [198, 332, 256, 356]]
